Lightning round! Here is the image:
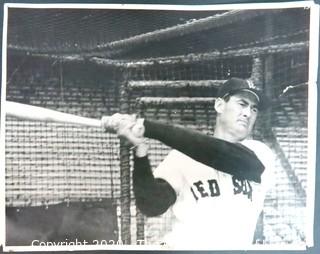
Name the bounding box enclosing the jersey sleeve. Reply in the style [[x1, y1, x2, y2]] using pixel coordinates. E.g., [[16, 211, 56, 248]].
[[153, 150, 187, 196], [241, 139, 276, 228], [242, 139, 276, 192]]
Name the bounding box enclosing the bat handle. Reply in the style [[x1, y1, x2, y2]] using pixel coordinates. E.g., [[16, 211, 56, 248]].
[[101, 116, 115, 133]]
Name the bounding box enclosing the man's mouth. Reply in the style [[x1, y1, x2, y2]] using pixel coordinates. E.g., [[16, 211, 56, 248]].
[[237, 120, 248, 127]]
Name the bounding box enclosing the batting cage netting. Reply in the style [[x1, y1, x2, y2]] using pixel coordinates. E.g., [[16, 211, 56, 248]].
[[4, 5, 313, 247]]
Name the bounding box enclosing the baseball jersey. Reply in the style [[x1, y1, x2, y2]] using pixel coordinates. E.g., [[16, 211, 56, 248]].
[[153, 139, 275, 249]]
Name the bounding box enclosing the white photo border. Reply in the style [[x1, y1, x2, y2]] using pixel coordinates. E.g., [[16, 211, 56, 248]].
[[1, 1, 319, 252]]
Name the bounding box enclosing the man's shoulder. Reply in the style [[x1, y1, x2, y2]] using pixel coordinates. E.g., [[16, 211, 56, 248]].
[[241, 139, 275, 169], [241, 139, 271, 152]]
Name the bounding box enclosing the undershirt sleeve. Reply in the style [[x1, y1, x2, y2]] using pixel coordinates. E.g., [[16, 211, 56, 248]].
[[143, 119, 264, 183], [133, 155, 177, 217]]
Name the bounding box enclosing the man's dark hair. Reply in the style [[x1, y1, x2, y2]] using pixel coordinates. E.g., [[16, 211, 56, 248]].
[[221, 94, 231, 102]]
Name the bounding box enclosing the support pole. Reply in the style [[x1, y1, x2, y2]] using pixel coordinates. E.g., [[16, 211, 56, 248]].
[[90, 42, 309, 68], [128, 80, 225, 89], [137, 97, 216, 106], [13, 41, 309, 69], [119, 71, 131, 244]]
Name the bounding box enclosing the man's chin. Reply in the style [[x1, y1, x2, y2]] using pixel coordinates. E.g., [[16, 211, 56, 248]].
[[234, 128, 250, 140]]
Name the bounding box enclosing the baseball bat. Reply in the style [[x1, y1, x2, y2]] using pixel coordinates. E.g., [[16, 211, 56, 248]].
[[5, 101, 264, 182], [5, 101, 102, 128]]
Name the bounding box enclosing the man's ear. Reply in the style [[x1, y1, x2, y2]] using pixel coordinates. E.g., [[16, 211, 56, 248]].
[[214, 98, 225, 114]]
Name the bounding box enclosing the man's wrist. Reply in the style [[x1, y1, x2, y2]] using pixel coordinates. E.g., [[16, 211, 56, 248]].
[[132, 118, 145, 138], [134, 142, 149, 157]]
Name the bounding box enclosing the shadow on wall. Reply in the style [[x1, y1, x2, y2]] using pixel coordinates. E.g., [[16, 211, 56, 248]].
[[6, 199, 118, 246]]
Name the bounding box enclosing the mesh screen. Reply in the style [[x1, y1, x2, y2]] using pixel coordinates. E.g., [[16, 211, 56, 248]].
[[6, 58, 122, 208], [5, 120, 120, 207]]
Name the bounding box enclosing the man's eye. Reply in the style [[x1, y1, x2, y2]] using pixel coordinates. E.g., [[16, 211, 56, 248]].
[[252, 107, 258, 113]]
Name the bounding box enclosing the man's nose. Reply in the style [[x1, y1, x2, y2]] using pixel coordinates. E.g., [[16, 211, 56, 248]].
[[242, 106, 252, 117]]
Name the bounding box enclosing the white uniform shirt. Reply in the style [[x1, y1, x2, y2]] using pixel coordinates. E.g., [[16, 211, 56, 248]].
[[153, 139, 275, 249]]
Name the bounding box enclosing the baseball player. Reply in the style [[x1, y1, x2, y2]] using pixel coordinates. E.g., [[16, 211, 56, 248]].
[[102, 78, 275, 249]]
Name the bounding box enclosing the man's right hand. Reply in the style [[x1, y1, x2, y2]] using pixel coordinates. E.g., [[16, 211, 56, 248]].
[[101, 113, 136, 133], [101, 113, 148, 157]]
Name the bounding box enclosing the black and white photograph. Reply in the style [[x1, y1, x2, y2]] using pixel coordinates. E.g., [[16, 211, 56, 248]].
[[0, 1, 319, 251]]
